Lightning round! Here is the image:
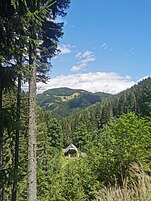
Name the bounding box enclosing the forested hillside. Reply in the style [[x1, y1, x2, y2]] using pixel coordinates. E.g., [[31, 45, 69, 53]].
[[37, 87, 111, 117], [1, 77, 151, 201], [60, 77, 151, 143]]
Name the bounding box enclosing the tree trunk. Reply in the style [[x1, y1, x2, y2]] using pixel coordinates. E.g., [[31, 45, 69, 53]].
[[12, 74, 21, 201], [0, 87, 4, 201], [27, 45, 37, 201]]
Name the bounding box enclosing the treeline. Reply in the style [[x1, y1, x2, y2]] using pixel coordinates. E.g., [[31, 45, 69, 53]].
[[60, 77, 151, 146], [37, 87, 111, 118], [1, 83, 151, 201], [22, 110, 151, 200], [2, 96, 151, 201]]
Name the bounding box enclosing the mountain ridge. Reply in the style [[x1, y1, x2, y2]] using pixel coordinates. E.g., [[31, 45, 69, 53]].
[[59, 77, 151, 135], [37, 87, 112, 117]]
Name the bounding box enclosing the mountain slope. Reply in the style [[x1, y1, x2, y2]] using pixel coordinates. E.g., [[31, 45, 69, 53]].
[[60, 77, 151, 134], [37, 87, 111, 117]]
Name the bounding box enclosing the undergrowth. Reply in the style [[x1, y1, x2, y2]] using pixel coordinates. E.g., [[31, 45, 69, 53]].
[[93, 163, 151, 201]]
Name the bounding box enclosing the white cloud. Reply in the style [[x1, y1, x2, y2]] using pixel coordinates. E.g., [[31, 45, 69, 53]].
[[80, 50, 95, 62], [71, 50, 96, 72], [58, 44, 72, 55], [71, 64, 86, 72], [75, 52, 82, 58], [36, 72, 135, 94]]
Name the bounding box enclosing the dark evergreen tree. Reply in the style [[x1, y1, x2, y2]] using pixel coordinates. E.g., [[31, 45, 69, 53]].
[[73, 123, 89, 151]]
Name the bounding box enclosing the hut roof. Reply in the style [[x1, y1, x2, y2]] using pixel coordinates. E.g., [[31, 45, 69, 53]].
[[65, 144, 78, 153]]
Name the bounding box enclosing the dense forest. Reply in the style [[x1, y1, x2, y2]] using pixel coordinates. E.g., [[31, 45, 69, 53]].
[[0, 0, 71, 200], [37, 87, 111, 117], [1, 75, 151, 201], [1, 0, 151, 201], [60, 77, 151, 145]]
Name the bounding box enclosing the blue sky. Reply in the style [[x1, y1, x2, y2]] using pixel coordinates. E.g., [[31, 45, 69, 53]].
[[38, 0, 151, 94]]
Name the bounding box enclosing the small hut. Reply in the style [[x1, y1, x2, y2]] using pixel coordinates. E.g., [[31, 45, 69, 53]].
[[64, 144, 78, 157]]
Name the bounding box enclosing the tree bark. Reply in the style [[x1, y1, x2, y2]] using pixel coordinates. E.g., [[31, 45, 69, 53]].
[[12, 74, 21, 201], [0, 87, 4, 201], [27, 45, 37, 201]]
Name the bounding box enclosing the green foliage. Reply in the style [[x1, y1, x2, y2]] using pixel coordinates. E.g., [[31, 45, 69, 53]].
[[37, 147, 62, 201], [2, 88, 151, 200], [37, 87, 111, 117], [60, 77, 151, 139], [73, 123, 89, 151], [36, 108, 98, 201], [0, 0, 71, 200], [93, 163, 151, 201], [37, 108, 63, 149], [0, 90, 28, 201], [90, 113, 151, 185], [55, 157, 99, 201], [61, 162, 86, 201], [47, 118, 63, 149]]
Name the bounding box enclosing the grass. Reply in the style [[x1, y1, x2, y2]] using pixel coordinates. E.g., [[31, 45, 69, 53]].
[[60, 149, 79, 169], [92, 163, 151, 201], [59, 92, 80, 102]]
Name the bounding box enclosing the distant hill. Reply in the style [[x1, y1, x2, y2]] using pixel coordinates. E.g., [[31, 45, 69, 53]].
[[60, 77, 151, 135], [37, 87, 111, 117]]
